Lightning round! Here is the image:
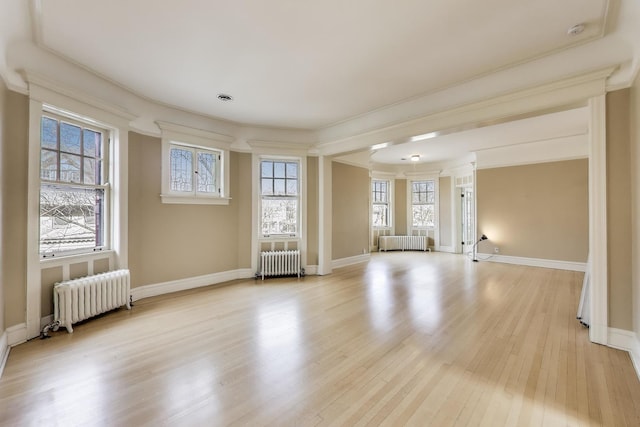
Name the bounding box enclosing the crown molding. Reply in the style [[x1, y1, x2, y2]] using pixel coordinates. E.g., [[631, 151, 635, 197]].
[[156, 120, 234, 147], [21, 69, 137, 122], [247, 139, 313, 156]]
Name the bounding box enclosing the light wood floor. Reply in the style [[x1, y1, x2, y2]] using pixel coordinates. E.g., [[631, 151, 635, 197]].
[[1, 253, 640, 426]]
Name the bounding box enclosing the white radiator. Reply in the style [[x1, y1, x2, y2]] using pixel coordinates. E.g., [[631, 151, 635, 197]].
[[54, 269, 131, 333], [379, 235, 429, 252], [260, 250, 301, 280]]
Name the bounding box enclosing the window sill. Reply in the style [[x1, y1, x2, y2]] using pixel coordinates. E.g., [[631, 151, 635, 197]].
[[160, 195, 231, 205]]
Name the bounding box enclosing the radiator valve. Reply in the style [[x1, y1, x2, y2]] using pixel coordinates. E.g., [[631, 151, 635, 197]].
[[40, 320, 60, 339]]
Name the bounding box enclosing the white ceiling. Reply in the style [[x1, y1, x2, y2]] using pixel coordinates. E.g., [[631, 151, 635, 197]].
[[36, 0, 610, 129]]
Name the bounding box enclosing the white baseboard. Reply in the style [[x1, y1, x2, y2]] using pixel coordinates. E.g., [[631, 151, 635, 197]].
[[0, 330, 9, 378], [437, 245, 456, 253], [6, 323, 27, 347], [130, 268, 254, 302], [332, 253, 371, 269], [608, 327, 640, 381], [482, 254, 587, 272]]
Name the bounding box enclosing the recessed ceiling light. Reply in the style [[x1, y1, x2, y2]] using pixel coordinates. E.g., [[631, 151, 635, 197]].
[[217, 93, 233, 101], [410, 132, 438, 142], [410, 154, 420, 162], [567, 24, 585, 36]]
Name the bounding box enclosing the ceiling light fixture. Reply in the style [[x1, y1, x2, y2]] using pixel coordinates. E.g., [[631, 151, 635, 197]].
[[410, 132, 438, 142], [371, 142, 390, 151], [567, 24, 585, 36], [410, 154, 420, 162], [217, 93, 233, 101]]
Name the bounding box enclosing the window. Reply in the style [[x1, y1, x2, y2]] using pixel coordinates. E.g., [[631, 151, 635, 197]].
[[411, 180, 435, 227], [372, 179, 390, 228], [260, 159, 299, 236], [169, 143, 221, 196], [39, 114, 109, 256]]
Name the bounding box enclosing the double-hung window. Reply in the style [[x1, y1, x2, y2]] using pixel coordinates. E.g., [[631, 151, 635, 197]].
[[411, 180, 435, 228], [260, 159, 299, 237], [169, 143, 221, 196], [372, 179, 390, 228], [39, 114, 109, 256]]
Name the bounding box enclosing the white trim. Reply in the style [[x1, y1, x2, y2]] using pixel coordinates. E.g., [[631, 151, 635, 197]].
[[160, 195, 231, 205], [332, 253, 371, 269], [305, 265, 318, 275], [0, 330, 9, 378], [607, 328, 640, 381], [588, 94, 608, 345], [7, 324, 27, 347], [318, 156, 333, 275], [484, 254, 587, 272], [130, 269, 254, 302], [438, 245, 456, 253]]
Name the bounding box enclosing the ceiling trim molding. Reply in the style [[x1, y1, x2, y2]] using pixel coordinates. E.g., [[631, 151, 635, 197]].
[[247, 139, 313, 156], [156, 120, 234, 149], [315, 66, 616, 157], [22, 69, 137, 122]]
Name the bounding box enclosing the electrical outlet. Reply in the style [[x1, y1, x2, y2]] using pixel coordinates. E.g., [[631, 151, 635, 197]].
[[494, 247, 500, 254]]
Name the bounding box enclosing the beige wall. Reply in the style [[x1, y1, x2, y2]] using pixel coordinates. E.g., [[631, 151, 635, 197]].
[[630, 74, 640, 339], [1, 88, 28, 328], [307, 157, 319, 265], [128, 132, 251, 287], [394, 179, 407, 235], [476, 159, 589, 262], [439, 176, 452, 248], [606, 89, 633, 330], [332, 161, 369, 260]]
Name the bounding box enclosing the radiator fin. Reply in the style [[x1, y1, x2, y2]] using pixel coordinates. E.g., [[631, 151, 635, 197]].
[[54, 269, 131, 333], [260, 250, 301, 280], [379, 236, 429, 252]]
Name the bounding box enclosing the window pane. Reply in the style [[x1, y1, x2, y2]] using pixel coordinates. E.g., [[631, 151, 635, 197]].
[[286, 162, 298, 178], [372, 204, 388, 227], [261, 161, 273, 178], [261, 199, 297, 235], [170, 147, 193, 192], [41, 117, 58, 149], [83, 158, 96, 185], [427, 191, 435, 203], [197, 152, 216, 193], [41, 150, 57, 180], [83, 129, 101, 157], [427, 181, 435, 191], [40, 185, 104, 254], [274, 162, 285, 178], [60, 122, 82, 154], [60, 153, 81, 183], [261, 178, 273, 195], [412, 205, 434, 227], [286, 179, 297, 195], [274, 178, 285, 195]]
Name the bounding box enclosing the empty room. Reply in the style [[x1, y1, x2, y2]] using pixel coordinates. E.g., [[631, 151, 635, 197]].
[[2, 1, 640, 425]]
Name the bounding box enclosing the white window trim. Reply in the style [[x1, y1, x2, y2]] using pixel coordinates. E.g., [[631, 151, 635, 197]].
[[26, 78, 132, 340], [258, 156, 302, 239], [158, 121, 232, 205], [407, 175, 439, 232], [39, 111, 112, 258], [251, 153, 307, 275], [371, 178, 393, 230]]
